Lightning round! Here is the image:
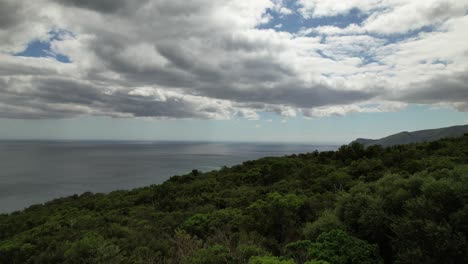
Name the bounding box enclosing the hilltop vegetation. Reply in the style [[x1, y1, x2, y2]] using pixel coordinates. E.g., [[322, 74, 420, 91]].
[[1, 135, 468, 263], [354, 124, 468, 147]]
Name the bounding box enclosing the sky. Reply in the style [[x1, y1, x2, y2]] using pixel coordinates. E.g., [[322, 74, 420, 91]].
[[0, 0, 467, 143]]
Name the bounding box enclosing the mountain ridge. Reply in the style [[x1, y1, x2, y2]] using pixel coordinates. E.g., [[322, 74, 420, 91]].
[[352, 124, 468, 147]]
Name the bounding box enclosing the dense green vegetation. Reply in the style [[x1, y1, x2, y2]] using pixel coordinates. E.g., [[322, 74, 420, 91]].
[[1, 135, 468, 264]]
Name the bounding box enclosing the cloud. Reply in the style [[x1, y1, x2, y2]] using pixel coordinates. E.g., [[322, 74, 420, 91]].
[[299, 0, 468, 35], [302, 101, 408, 117], [0, 0, 467, 120], [0, 76, 238, 119], [53, 0, 138, 13], [298, 0, 384, 18], [395, 72, 468, 111], [362, 0, 468, 34], [0, 0, 26, 29], [271, 0, 294, 16], [0, 0, 57, 53], [236, 109, 260, 120]]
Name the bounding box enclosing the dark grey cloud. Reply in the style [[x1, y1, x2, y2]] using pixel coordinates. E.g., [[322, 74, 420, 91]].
[[394, 73, 468, 110], [198, 80, 376, 109], [76, 25, 370, 111], [54, 0, 144, 13], [0, 0, 52, 53], [111, 96, 208, 119], [0, 0, 24, 29], [0, 56, 63, 76], [0, 104, 82, 119], [0, 77, 233, 119]]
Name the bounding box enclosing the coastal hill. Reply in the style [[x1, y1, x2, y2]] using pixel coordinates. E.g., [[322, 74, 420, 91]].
[[1, 134, 468, 263], [353, 124, 468, 147]]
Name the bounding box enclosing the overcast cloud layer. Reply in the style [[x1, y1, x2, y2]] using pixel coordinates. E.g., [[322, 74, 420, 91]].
[[0, 0, 467, 119]]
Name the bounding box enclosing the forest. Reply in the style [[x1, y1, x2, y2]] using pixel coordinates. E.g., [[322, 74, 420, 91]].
[[1, 135, 468, 264]]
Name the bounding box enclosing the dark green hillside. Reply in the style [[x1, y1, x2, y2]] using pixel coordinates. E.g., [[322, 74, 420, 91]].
[[2, 135, 468, 264], [354, 124, 468, 147]]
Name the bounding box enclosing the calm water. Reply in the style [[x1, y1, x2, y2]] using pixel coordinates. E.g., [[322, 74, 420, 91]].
[[0, 141, 337, 213]]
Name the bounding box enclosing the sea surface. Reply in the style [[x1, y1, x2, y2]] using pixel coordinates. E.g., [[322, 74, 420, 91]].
[[0, 141, 337, 213]]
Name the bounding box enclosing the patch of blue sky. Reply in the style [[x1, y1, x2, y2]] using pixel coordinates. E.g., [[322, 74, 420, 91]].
[[419, 58, 451, 66], [259, 1, 440, 51], [358, 52, 381, 66], [431, 59, 451, 66], [315, 50, 335, 60], [316, 47, 381, 66], [259, 5, 369, 34], [371, 25, 435, 45], [14, 30, 72, 63]]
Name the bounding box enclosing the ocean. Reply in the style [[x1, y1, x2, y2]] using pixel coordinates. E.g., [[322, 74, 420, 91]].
[[0, 141, 337, 213]]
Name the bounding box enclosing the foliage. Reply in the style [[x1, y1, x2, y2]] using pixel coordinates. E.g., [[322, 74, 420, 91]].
[[249, 256, 295, 264], [302, 210, 344, 241], [308, 229, 381, 264]]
